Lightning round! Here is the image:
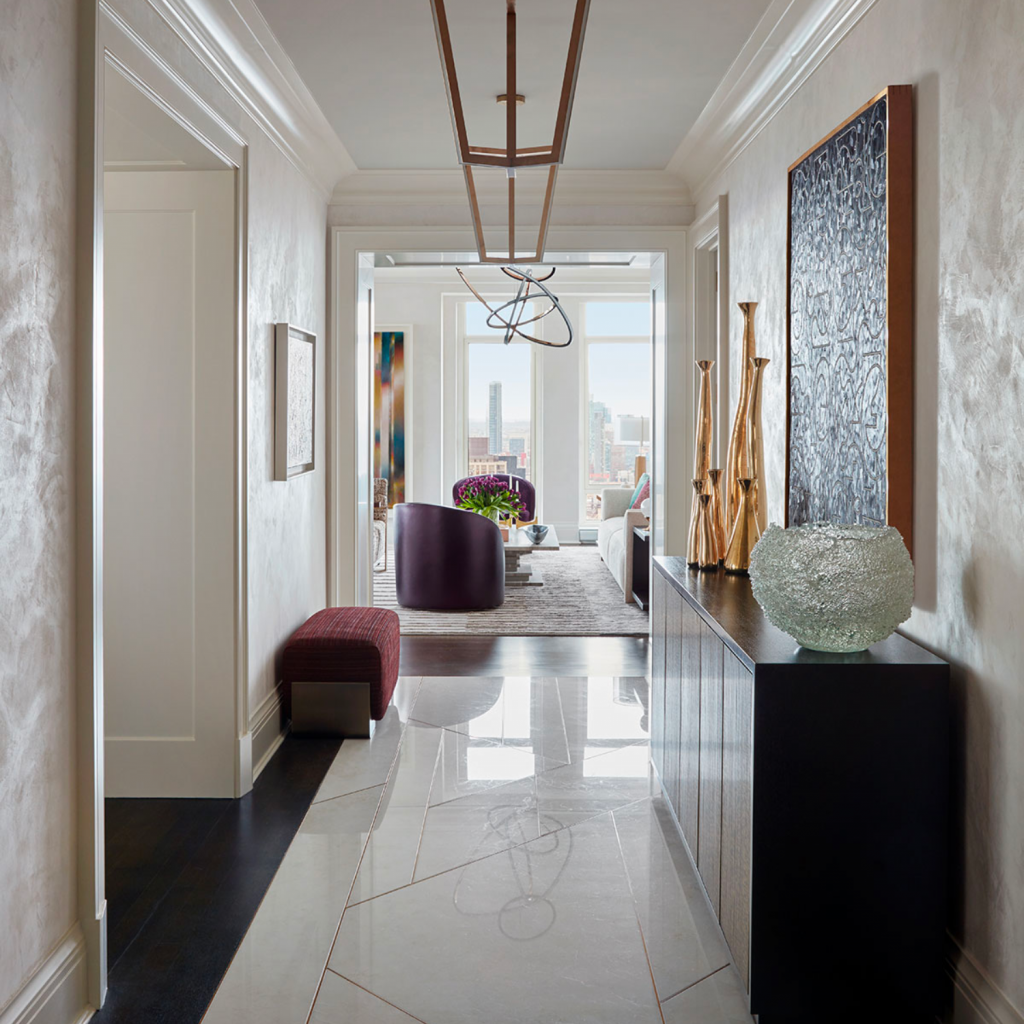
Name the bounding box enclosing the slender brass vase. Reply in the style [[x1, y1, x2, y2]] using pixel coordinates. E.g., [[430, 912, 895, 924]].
[[697, 494, 719, 571], [724, 477, 762, 575], [687, 478, 706, 567], [725, 302, 757, 529], [687, 360, 714, 563], [746, 357, 770, 535], [707, 468, 726, 562]]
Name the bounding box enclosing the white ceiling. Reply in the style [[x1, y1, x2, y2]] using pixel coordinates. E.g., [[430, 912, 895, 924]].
[[252, 0, 773, 171]]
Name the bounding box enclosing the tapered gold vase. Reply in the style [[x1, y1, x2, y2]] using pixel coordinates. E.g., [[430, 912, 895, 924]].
[[724, 478, 762, 575], [687, 478, 706, 568], [697, 493, 719, 571], [725, 303, 757, 529], [686, 360, 714, 565], [707, 468, 726, 562], [746, 357, 770, 535]]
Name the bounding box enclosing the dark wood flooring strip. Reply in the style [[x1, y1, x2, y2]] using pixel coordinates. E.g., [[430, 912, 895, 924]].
[[94, 736, 340, 1024], [399, 634, 651, 678]]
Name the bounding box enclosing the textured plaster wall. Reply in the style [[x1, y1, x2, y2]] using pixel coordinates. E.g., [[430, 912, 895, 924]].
[[696, 0, 1024, 1007], [0, 0, 79, 1010], [245, 128, 327, 714]]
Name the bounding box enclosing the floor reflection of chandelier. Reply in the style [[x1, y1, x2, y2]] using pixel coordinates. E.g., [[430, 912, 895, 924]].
[[457, 265, 573, 348]]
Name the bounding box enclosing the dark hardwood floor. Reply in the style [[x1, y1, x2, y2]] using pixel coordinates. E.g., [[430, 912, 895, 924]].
[[398, 634, 651, 677], [95, 736, 339, 1024]]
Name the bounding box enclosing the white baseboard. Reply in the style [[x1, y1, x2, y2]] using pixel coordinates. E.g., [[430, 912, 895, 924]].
[[0, 925, 92, 1024], [947, 936, 1024, 1024], [251, 682, 289, 781]]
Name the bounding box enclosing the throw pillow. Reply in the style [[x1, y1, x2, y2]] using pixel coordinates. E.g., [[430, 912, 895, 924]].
[[631, 478, 651, 509], [628, 473, 649, 508]]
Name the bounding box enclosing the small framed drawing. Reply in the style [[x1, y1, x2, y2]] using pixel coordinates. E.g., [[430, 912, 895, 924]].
[[274, 323, 316, 480]]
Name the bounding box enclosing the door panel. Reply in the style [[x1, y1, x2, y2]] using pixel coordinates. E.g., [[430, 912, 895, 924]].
[[698, 621, 724, 913], [104, 170, 237, 797], [721, 647, 754, 986], [677, 601, 702, 849]]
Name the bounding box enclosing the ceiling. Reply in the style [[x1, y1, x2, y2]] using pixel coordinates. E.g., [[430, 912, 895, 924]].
[[252, 0, 773, 171]]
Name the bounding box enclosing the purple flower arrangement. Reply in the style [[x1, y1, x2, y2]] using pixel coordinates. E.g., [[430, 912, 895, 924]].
[[455, 475, 528, 521]]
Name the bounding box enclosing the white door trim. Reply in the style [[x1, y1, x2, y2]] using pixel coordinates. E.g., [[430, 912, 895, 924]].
[[76, 0, 250, 1007], [327, 226, 691, 608]]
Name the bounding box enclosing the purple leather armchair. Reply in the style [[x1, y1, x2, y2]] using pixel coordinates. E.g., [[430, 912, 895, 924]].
[[394, 503, 505, 610], [452, 474, 537, 523]]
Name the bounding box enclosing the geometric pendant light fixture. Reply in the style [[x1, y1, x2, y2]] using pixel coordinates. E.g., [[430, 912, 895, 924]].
[[429, 0, 592, 263]]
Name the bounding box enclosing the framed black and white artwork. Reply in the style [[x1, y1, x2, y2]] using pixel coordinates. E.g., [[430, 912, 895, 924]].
[[274, 323, 316, 480], [785, 85, 914, 553]]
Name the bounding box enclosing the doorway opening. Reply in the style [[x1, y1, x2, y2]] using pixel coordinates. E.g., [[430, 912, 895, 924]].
[[361, 252, 662, 639]]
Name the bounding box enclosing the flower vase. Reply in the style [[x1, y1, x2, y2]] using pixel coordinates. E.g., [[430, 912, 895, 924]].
[[745, 357, 770, 535]]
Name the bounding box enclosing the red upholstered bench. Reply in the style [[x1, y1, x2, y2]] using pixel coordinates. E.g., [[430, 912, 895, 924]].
[[282, 607, 400, 738]]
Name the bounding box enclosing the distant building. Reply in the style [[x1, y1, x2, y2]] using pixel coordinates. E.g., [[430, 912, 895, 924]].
[[589, 398, 611, 479], [469, 436, 489, 458], [488, 381, 502, 454], [508, 437, 525, 456]]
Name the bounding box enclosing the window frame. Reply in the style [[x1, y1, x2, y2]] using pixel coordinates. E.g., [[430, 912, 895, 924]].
[[579, 299, 652, 525], [457, 298, 539, 486]]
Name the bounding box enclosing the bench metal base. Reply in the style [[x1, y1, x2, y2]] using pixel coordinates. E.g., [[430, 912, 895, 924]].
[[291, 681, 375, 738]]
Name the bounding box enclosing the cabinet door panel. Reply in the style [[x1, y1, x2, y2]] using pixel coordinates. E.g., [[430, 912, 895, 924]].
[[698, 621, 724, 914], [677, 601, 702, 851], [663, 589, 683, 815], [650, 572, 667, 779], [721, 648, 754, 989]]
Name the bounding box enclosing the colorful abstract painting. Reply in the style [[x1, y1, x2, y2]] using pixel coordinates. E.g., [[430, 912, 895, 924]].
[[374, 330, 406, 506]]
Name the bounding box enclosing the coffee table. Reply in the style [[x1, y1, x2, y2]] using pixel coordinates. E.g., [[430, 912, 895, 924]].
[[503, 525, 560, 586]]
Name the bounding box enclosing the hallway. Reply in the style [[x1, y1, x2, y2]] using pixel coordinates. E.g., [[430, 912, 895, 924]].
[[202, 672, 750, 1023]]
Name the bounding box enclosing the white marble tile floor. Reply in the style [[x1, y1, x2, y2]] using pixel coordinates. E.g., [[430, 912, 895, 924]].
[[201, 675, 752, 1024]]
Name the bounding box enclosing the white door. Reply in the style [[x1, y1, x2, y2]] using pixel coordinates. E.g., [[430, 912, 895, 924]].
[[103, 170, 238, 797]]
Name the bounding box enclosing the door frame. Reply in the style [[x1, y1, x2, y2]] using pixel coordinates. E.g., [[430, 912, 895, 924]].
[[328, 226, 691, 611], [76, 1, 250, 1005]]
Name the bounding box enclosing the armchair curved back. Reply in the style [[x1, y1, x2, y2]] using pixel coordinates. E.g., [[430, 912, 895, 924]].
[[394, 503, 505, 610], [452, 474, 536, 523]]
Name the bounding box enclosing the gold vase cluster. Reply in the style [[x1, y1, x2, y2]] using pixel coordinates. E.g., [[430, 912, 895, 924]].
[[688, 302, 770, 575]]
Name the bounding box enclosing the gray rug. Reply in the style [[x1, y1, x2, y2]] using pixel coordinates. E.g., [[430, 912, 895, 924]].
[[373, 544, 649, 636]]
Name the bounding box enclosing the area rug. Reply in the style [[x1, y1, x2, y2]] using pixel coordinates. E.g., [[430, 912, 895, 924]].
[[373, 544, 649, 636]]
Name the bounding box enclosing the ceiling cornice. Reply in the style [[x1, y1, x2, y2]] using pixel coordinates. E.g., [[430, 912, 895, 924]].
[[667, 0, 880, 197], [147, 0, 356, 197], [330, 169, 693, 210]]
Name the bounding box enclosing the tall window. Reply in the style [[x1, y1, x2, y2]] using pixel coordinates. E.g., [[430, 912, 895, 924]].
[[463, 302, 535, 481], [583, 301, 651, 521]]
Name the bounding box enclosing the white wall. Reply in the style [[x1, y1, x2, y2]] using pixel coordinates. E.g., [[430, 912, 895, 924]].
[[373, 270, 651, 539], [1, 0, 331, 1011], [0, 0, 78, 1010], [692, 0, 1024, 1010]]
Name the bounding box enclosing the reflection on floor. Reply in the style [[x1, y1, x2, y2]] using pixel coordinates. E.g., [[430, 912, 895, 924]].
[[202, 676, 752, 1024]]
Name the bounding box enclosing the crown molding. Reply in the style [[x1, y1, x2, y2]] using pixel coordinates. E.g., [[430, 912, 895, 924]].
[[330, 169, 693, 210], [146, 0, 355, 197], [668, 0, 880, 197]]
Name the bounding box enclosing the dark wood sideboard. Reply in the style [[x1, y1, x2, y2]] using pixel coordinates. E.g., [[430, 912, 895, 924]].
[[651, 556, 949, 1023]]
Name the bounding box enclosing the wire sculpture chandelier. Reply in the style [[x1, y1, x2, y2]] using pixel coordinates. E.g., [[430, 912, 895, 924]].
[[429, 0, 591, 264], [457, 265, 573, 348]]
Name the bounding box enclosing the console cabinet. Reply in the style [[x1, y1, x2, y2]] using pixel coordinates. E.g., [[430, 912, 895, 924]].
[[650, 557, 949, 1023]]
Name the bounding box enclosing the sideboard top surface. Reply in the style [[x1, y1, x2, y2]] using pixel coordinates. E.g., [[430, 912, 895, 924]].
[[655, 556, 947, 672]]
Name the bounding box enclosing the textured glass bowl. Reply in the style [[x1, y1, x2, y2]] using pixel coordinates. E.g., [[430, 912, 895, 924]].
[[748, 523, 914, 653]]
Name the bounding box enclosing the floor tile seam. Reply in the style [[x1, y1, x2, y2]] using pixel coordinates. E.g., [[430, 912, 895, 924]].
[[409, 735, 446, 884], [323, 968, 431, 1024], [610, 807, 668, 1024], [552, 677, 573, 770], [658, 963, 731, 1006], [311, 781, 390, 807], [348, 801, 621, 908], [303, 722, 411, 1024]]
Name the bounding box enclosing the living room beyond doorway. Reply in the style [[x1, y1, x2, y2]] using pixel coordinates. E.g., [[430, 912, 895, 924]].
[[368, 257, 656, 637]]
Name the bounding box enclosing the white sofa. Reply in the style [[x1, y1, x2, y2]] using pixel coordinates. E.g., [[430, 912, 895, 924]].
[[597, 487, 648, 603]]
